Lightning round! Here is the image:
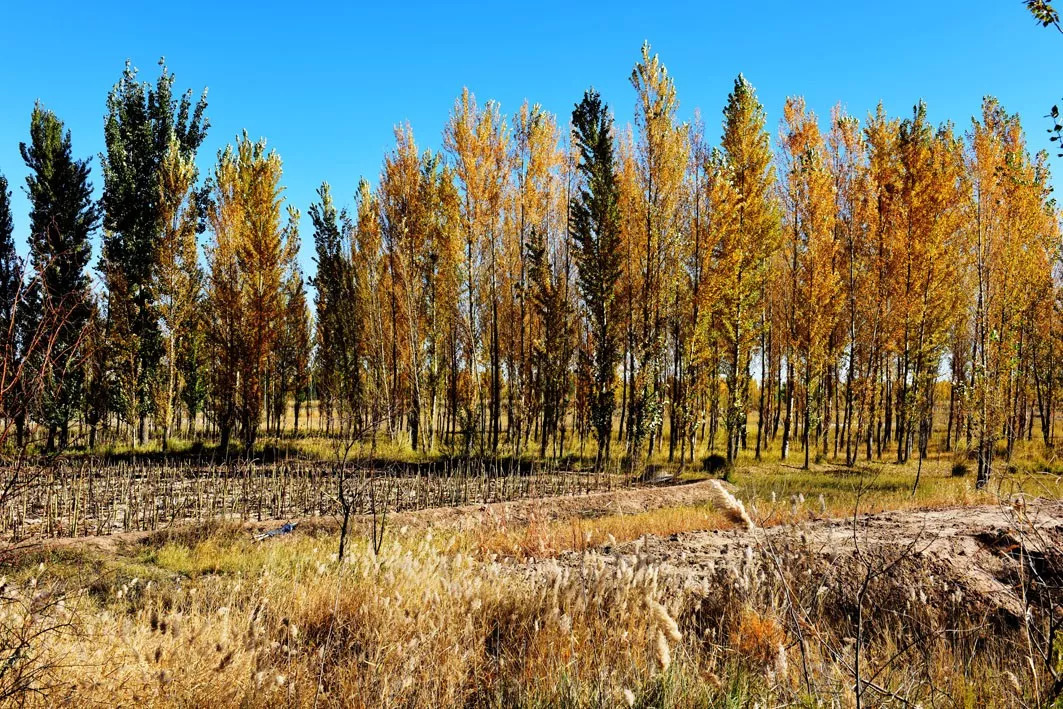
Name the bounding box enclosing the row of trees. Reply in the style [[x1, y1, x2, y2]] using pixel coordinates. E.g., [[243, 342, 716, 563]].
[[311, 44, 1060, 486], [0, 60, 312, 454], [0, 48, 1058, 486]]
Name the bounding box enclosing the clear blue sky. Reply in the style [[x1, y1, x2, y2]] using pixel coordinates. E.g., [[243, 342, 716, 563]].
[[0, 0, 1056, 276]]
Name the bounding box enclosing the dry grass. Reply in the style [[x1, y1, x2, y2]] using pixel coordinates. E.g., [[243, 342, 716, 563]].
[[2, 533, 1034, 707], [9, 534, 712, 707], [1, 448, 1061, 706], [467, 503, 736, 559], [463, 459, 1063, 561], [1, 486, 1056, 706]]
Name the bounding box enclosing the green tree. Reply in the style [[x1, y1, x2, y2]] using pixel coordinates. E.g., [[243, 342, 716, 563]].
[[0, 175, 18, 330], [309, 182, 363, 435], [20, 103, 98, 451], [570, 89, 624, 468], [0, 173, 27, 446], [100, 59, 208, 445]]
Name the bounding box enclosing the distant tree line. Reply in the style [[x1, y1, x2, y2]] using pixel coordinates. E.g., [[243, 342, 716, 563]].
[[0, 47, 1058, 487]]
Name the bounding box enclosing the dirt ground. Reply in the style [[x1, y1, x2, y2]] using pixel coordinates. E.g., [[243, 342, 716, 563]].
[[541, 497, 1063, 622], [9, 478, 1063, 628]]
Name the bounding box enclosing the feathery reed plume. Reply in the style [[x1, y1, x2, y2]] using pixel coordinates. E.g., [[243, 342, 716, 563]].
[[706, 480, 755, 530], [774, 642, 788, 678], [647, 599, 682, 644], [654, 630, 671, 671]]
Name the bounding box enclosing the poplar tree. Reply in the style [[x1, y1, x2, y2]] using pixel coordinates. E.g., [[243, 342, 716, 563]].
[[178, 310, 207, 436], [283, 271, 312, 433], [309, 182, 362, 434], [444, 90, 511, 451], [100, 59, 208, 445], [894, 104, 965, 471], [513, 103, 567, 457], [780, 96, 838, 469], [379, 128, 431, 450], [21, 104, 98, 450], [271, 267, 309, 436], [628, 42, 688, 460], [0, 173, 24, 442], [570, 89, 624, 468], [526, 227, 574, 457], [155, 140, 203, 449], [967, 98, 1056, 486], [717, 75, 778, 465], [826, 107, 874, 467], [0, 175, 17, 330], [207, 134, 293, 450]]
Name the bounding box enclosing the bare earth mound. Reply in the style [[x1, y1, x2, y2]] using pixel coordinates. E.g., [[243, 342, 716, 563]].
[[542, 499, 1063, 624]]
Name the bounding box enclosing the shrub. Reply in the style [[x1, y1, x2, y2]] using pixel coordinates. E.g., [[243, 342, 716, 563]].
[[702, 454, 728, 476], [729, 608, 785, 668]]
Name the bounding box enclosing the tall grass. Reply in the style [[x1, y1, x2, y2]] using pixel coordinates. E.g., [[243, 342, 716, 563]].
[[5, 515, 1040, 708]]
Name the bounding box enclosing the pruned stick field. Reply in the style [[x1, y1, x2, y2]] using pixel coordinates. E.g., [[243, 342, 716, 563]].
[[0, 458, 635, 540]]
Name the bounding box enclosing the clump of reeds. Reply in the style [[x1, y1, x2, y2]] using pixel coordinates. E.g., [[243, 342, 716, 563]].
[[706, 480, 756, 530]]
